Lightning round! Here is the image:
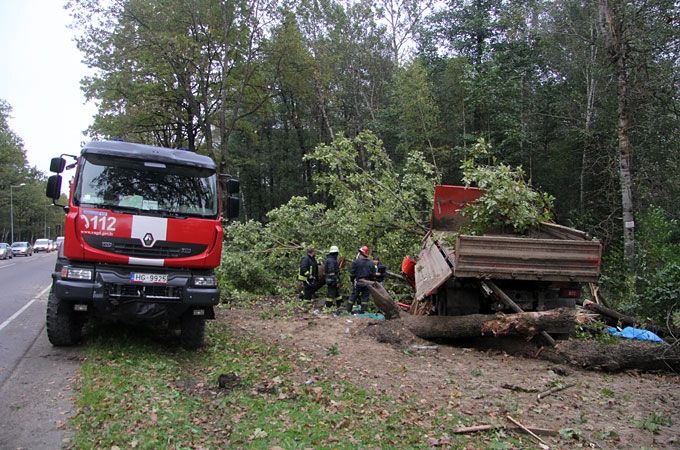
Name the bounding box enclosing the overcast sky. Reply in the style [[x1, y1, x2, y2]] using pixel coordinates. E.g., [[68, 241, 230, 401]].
[[0, 0, 96, 175]]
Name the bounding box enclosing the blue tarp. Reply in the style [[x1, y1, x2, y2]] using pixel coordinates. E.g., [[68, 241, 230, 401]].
[[607, 326, 664, 343], [358, 312, 385, 320]]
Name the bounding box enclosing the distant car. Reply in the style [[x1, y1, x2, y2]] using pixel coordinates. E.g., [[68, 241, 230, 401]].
[[48, 240, 55, 252], [11, 242, 33, 257], [0, 243, 12, 260], [34, 239, 50, 253], [55, 236, 64, 249]]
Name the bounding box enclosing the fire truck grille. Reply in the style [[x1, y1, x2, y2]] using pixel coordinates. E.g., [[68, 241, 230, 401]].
[[107, 283, 181, 300], [84, 235, 207, 259]]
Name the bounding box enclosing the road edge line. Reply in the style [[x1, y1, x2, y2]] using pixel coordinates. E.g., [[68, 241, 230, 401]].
[[0, 284, 51, 332]]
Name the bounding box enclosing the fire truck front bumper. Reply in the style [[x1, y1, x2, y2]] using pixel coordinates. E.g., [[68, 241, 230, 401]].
[[52, 263, 220, 321]]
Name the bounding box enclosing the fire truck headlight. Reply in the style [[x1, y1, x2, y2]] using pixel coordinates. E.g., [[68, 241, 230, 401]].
[[61, 267, 93, 281], [193, 275, 217, 287]]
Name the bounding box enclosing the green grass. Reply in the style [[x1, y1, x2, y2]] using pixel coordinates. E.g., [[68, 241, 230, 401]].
[[634, 412, 672, 434], [70, 320, 538, 449]]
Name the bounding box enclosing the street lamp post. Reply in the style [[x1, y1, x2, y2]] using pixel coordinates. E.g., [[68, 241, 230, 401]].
[[10, 183, 26, 243]]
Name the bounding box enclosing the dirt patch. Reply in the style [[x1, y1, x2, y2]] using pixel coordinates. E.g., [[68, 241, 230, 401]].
[[218, 302, 679, 449]]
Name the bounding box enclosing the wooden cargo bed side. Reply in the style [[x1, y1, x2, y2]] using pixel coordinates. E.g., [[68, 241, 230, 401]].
[[453, 234, 602, 283], [415, 235, 455, 302]]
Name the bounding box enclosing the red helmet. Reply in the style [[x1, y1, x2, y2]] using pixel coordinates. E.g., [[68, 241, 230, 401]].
[[359, 245, 369, 256]]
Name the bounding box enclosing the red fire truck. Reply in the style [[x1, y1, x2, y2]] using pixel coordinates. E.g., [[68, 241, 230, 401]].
[[45, 140, 239, 348]]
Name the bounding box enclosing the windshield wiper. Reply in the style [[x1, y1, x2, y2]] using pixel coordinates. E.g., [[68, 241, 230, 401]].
[[154, 209, 189, 218], [111, 205, 145, 215]]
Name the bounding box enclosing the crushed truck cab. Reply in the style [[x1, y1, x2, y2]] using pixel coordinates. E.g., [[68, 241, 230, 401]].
[[45, 140, 239, 348]]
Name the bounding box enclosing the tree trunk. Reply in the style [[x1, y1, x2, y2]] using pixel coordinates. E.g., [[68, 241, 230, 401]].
[[616, 62, 635, 267], [402, 309, 576, 340], [475, 338, 679, 372], [599, 0, 635, 267], [361, 280, 401, 319], [582, 300, 679, 338], [360, 280, 575, 340], [580, 22, 598, 213]]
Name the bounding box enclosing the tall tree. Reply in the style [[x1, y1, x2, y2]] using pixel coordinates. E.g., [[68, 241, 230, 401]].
[[376, 0, 434, 65], [597, 0, 680, 266], [68, 0, 272, 173], [0, 100, 58, 242]]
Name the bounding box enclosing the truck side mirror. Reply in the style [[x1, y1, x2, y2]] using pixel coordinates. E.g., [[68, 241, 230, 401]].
[[50, 157, 66, 173], [226, 195, 240, 220], [226, 178, 240, 194], [220, 175, 240, 220], [46, 175, 62, 200]]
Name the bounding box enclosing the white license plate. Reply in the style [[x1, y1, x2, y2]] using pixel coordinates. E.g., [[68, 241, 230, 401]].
[[130, 272, 168, 284]]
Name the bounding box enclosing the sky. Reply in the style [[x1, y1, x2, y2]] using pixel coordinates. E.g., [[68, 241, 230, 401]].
[[0, 0, 96, 175]]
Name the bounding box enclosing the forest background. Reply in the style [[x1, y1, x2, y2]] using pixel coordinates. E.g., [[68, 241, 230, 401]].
[[1, 0, 678, 323]]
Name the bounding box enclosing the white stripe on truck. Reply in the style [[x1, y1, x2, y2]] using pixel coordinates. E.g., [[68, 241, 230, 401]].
[[129, 216, 168, 266], [131, 216, 168, 245], [129, 257, 164, 267]]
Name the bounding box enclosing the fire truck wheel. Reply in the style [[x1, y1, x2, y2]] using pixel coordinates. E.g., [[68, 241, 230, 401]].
[[46, 291, 83, 346], [180, 314, 205, 349]]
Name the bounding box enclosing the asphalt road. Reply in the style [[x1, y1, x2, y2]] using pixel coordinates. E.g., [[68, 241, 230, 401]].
[[0, 251, 80, 449], [0, 251, 55, 384]]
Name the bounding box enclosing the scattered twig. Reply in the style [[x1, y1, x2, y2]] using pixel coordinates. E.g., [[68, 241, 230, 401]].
[[507, 415, 551, 449], [589, 282, 602, 305], [452, 424, 496, 434], [537, 382, 576, 401], [501, 383, 540, 393], [452, 423, 557, 436]]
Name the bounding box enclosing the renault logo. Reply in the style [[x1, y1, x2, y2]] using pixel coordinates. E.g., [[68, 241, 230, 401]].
[[142, 233, 155, 247]]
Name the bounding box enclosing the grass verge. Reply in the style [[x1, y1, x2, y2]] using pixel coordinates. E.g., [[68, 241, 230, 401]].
[[70, 316, 532, 449]]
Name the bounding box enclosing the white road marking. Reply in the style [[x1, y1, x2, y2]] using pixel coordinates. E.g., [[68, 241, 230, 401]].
[[0, 284, 52, 332], [0, 264, 16, 269]]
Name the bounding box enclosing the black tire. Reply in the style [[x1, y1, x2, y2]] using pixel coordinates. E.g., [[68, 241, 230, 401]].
[[180, 314, 206, 349], [46, 291, 83, 346]]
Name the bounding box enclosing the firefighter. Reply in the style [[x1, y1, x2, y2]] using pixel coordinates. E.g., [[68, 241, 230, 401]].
[[347, 245, 374, 313], [324, 245, 343, 308], [298, 246, 321, 300]]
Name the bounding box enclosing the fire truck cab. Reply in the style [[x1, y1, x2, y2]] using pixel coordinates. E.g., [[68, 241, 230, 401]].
[[45, 140, 239, 348]]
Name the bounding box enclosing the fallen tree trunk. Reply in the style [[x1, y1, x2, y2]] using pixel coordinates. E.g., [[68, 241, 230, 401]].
[[359, 279, 576, 340], [483, 280, 556, 346], [582, 299, 643, 327], [359, 282, 679, 372], [402, 309, 576, 340], [582, 300, 679, 338], [474, 338, 680, 372], [359, 280, 401, 319]]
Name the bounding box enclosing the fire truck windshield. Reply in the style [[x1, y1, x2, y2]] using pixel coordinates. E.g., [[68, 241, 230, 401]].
[[74, 154, 218, 218]]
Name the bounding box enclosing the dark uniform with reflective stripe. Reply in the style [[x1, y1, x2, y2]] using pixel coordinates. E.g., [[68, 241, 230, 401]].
[[347, 255, 374, 313], [299, 253, 320, 300], [324, 253, 342, 307]]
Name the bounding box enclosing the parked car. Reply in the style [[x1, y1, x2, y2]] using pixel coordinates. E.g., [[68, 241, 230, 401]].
[[0, 243, 12, 260], [11, 241, 33, 257], [48, 240, 55, 252], [55, 236, 64, 249], [34, 238, 50, 253]]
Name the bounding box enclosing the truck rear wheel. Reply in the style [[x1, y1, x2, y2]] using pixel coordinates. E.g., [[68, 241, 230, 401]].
[[46, 291, 83, 346], [180, 314, 206, 349]]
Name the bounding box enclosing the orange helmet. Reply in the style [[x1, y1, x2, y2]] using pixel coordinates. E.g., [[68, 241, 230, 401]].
[[359, 245, 369, 256]]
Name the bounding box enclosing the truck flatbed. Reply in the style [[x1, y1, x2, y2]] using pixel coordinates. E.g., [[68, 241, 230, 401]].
[[415, 222, 602, 301]]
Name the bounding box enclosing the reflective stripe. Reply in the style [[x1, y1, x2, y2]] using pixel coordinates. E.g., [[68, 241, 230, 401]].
[[129, 257, 164, 267]]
